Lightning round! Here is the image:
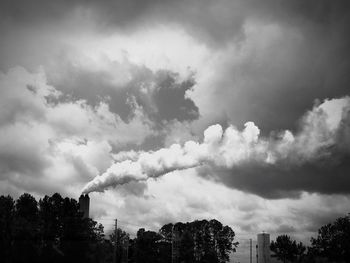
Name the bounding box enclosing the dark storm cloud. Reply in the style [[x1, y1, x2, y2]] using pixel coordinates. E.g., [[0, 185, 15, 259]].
[[204, 156, 350, 199], [1, 0, 349, 134], [1, 0, 349, 44], [47, 58, 199, 124], [200, 0, 350, 130], [151, 71, 199, 122], [83, 95, 350, 197], [46, 59, 136, 121], [199, 98, 350, 199], [190, 0, 350, 135], [0, 0, 175, 30], [1, 0, 350, 201]]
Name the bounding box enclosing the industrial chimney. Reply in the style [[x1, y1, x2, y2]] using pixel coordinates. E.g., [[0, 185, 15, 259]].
[[79, 194, 90, 219]]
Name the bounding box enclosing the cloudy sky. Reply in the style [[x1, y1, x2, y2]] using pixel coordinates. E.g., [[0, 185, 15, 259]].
[[1, 0, 350, 260]]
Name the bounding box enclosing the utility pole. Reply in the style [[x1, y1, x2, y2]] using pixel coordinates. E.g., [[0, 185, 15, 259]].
[[250, 239, 252, 263], [125, 237, 129, 263], [113, 219, 118, 263], [171, 225, 179, 263]]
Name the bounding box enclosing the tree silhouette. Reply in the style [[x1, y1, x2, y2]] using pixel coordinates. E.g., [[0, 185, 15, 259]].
[[110, 228, 129, 263], [135, 219, 238, 263], [134, 228, 163, 263], [270, 235, 306, 263], [13, 193, 41, 262], [1, 194, 238, 263], [310, 214, 350, 262], [179, 229, 195, 263], [0, 193, 107, 263], [0, 195, 15, 263]]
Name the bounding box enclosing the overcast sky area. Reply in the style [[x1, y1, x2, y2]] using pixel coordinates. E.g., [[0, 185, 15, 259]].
[[1, 0, 350, 261]]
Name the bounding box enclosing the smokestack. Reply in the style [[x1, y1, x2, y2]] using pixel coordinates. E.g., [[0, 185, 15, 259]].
[[79, 194, 90, 219]]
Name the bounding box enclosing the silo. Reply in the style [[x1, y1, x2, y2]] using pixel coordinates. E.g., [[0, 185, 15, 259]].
[[257, 233, 270, 263], [79, 194, 90, 218]]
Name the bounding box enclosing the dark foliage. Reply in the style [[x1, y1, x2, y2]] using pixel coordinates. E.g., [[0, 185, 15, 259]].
[[271, 214, 350, 263], [0, 195, 15, 263], [270, 235, 306, 263], [309, 214, 350, 263], [0, 193, 107, 263], [129, 219, 238, 263], [1, 193, 238, 263]]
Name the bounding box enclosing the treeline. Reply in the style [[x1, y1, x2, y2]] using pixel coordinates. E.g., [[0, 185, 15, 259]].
[[0, 193, 237, 263], [0, 193, 109, 263], [270, 214, 350, 263], [2, 193, 348, 263], [124, 219, 238, 263]]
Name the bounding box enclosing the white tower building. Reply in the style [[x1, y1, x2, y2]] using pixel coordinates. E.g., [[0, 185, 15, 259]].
[[257, 233, 270, 263]]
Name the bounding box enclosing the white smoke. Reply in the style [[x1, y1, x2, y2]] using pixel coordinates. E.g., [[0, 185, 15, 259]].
[[82, 96, 350, 194]]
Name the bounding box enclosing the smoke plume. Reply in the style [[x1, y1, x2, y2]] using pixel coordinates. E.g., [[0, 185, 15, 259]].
[[82, 96, 350, 194]]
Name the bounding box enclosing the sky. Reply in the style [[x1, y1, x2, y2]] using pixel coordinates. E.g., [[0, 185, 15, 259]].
[[1, 0, 350, 260]]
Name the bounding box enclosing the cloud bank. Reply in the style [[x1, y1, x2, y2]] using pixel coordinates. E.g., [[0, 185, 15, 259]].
[[1, 0, 350, 247], [83, 96, 350, 197]]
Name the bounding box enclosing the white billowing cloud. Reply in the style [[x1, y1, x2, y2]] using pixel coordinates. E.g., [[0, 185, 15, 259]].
[[66, 25, 210, 79], [0, 67, 57, 123], [82, 96, 350, 194], [54, 139, 113, 177], [89, 169, 350, 247], [162, 120, 198, 147], [291, 96, 350, 158], [47, 100, 152, 147], [0, 66, 155, 197]]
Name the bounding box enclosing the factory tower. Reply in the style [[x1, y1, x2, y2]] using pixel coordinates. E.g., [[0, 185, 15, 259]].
[[257, 233, 270, 263], [79, 194, 90, 219]]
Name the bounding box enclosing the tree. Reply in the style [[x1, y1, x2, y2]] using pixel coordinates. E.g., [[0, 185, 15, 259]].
[[110, 228, 129, 263], [158, 223, 172, 263], [159, 223, 173, 242], [190, 219, 237, 263], [0, 195, 15, 263], [270, 235, 306, 263], [295, 242, 306, 262], [180, 229, 195, 263], [216, 225, 238, 263], [134, 228, 163, 263], [154, 219, 237, 263], [13, 193, 41, 262], [0, 193, 108, 263], [310, 214, 350, 262]]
